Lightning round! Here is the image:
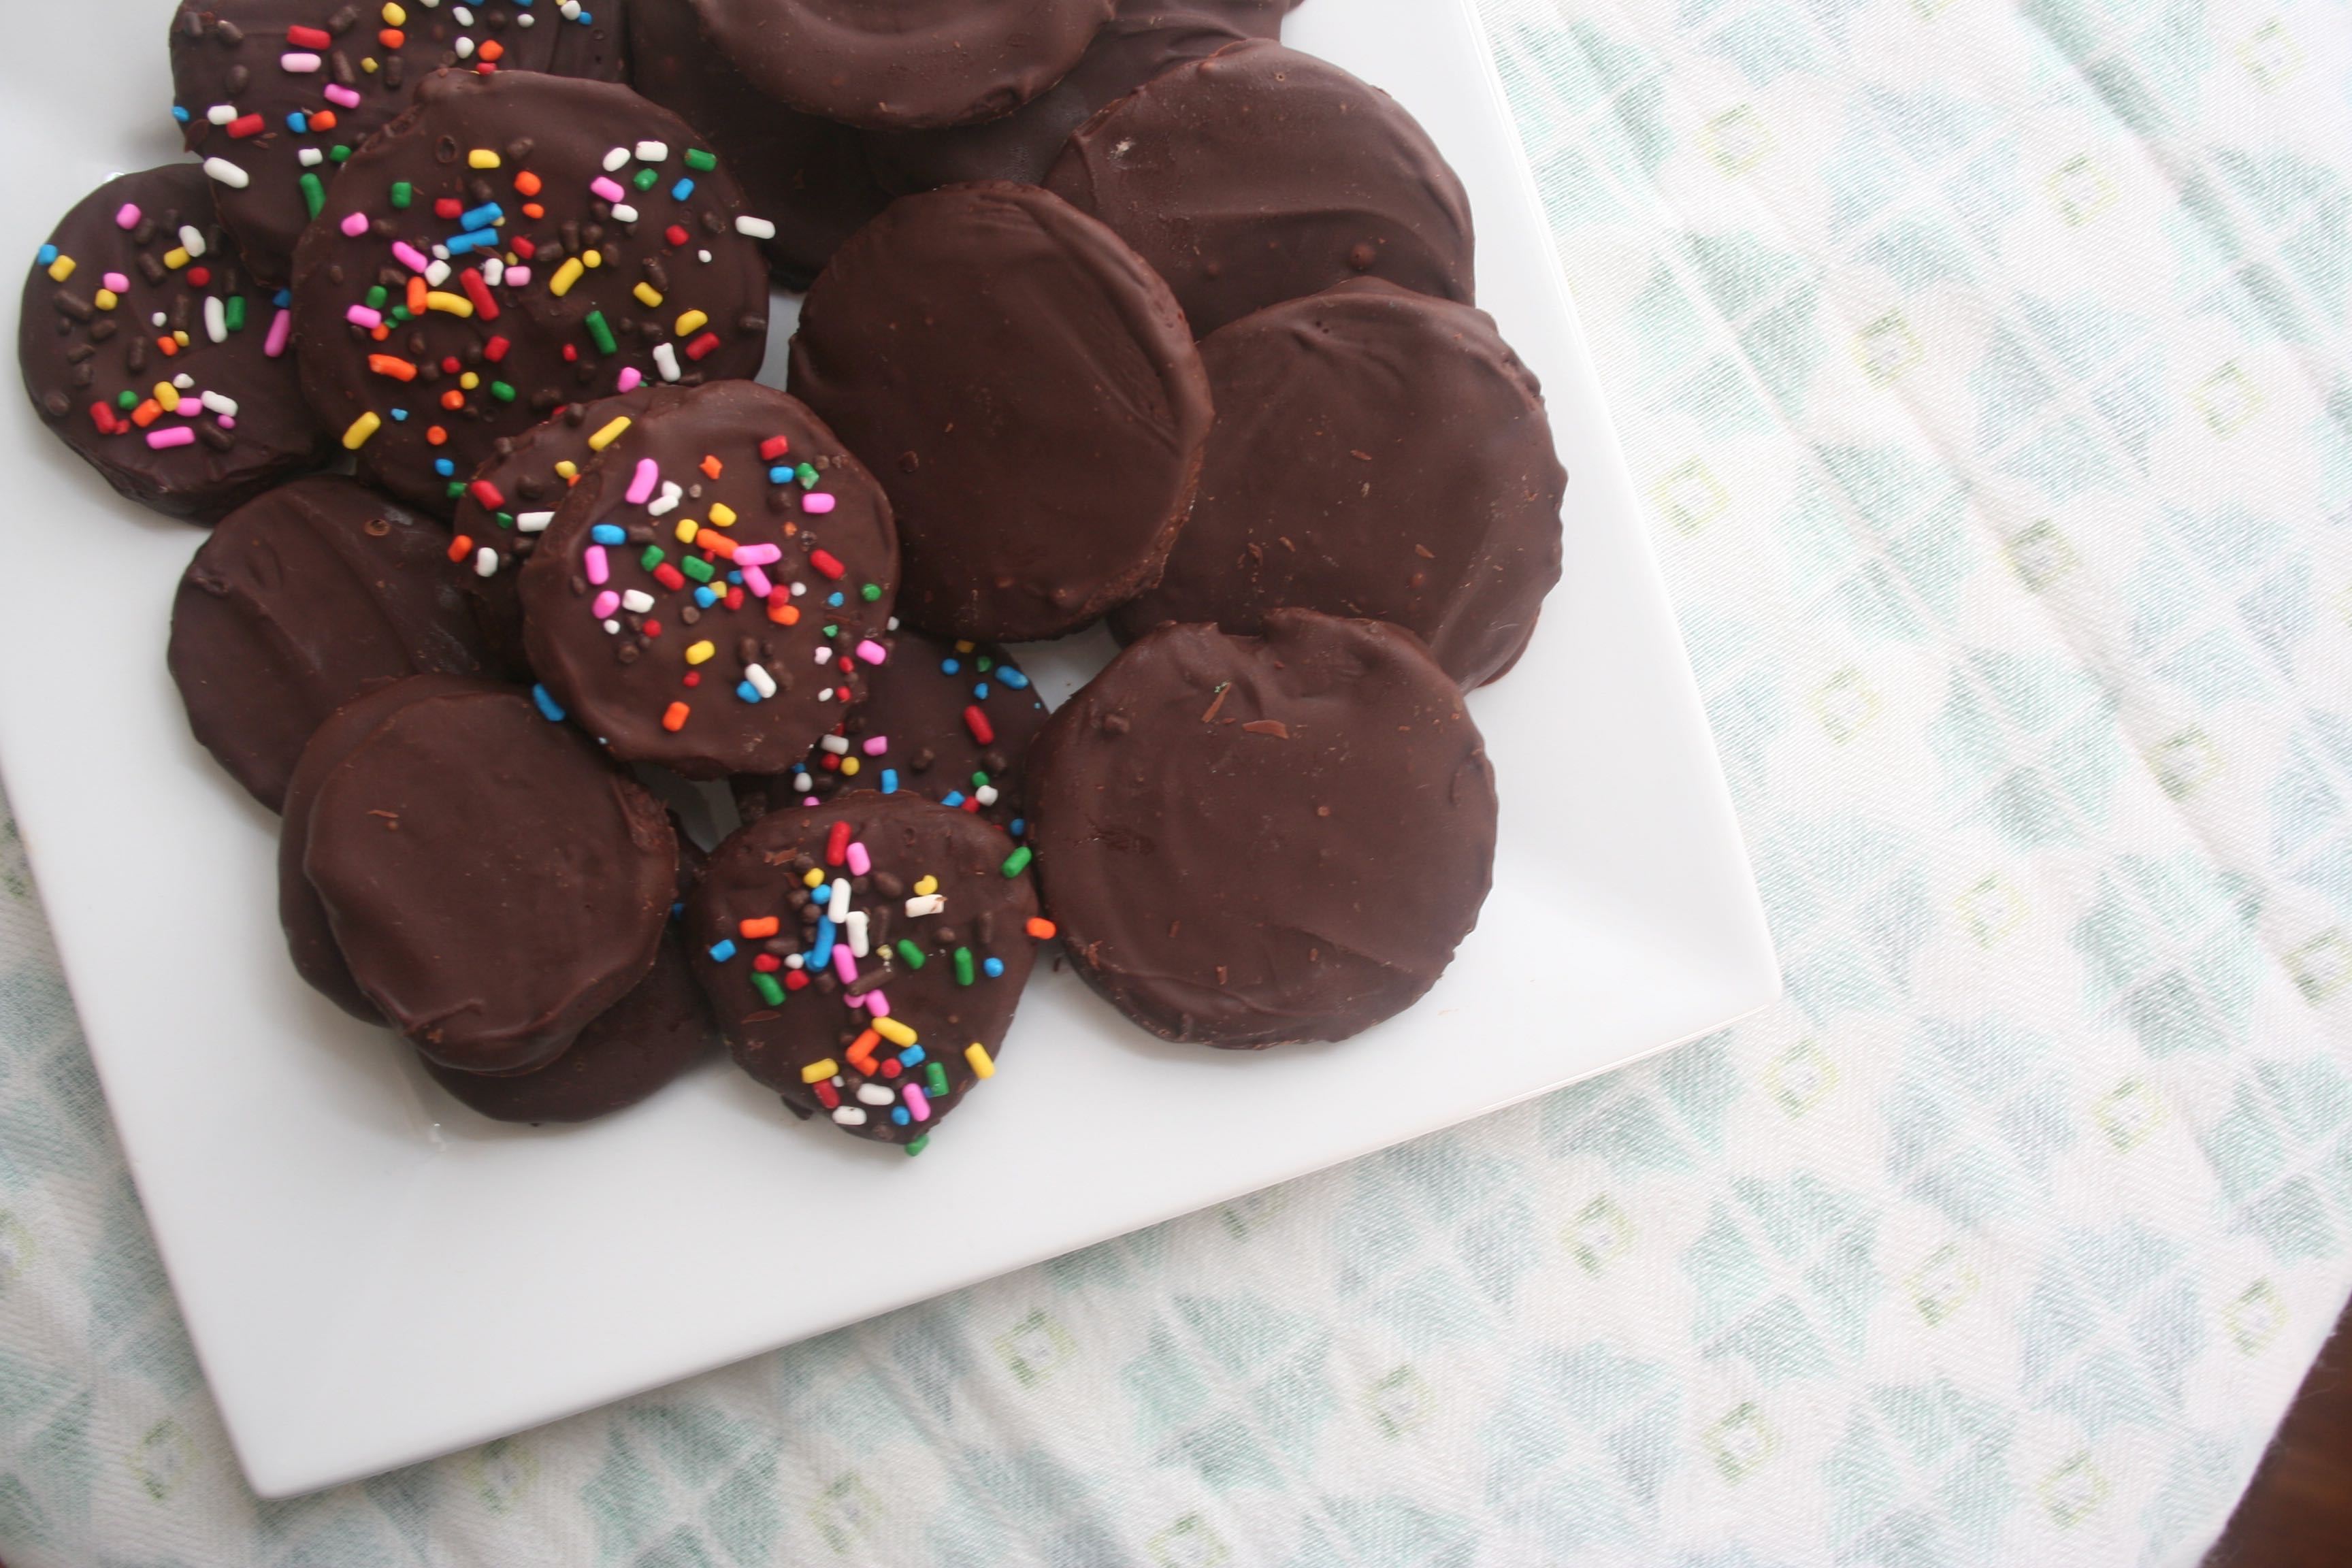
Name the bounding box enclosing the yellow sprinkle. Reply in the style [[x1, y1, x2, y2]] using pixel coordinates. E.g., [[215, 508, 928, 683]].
[[684, 639, 715, 666], [342, 411, 381, 450], [965, 1043, 995, 1079], [46, 255, 75, 282], [674, 308, 708, 337], [872, 1017, 917, 1047], [913, 875, 939, 897], [152, 382, 180, 412], [708, 502, 736, 527], [953, 641, 975, 653], [632, 281, 664, 309], [466, 148, 500, 169], [423, 290, 474, 317], [362, 56, 378, 73], [673, 519, 699, 544], [381, 1, 406, 22], [93, 288, 117, 311], [799, 1058, 838, 1084], [840, 757, 861, 777], [172, 331, 190, 348], [459, 371, 479, 390], [581, 248, 602, 270], [163, 247, 189, 271], [547, 257, 585, 297], [585, 415, 630, 451], [802, 868, 825, 888], [554, 459, 578, 479]]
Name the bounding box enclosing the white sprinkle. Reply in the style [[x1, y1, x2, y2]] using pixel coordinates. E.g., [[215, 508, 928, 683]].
[[818, 688, 834, 702], [203, 157, 250, 189], [602, 146, 630, 172], [454, 36, 474, 58], [696, 248, 713, 263], [652, 342, 681, 382], [602, 618, 622, 634], [178, 225, 207, 259], [886, 616, 900, 631], [199, 391, 239, 416], [734, 215, 776, 240], [297, 148, 325, 167], [621, 589, 654, 612], [855, 1083, 894, 1107], [784, 953, 804, 970], [150, 312, 167, 328], [828, 878, 850, 921], [819, 734, 851, 755], [475, 547, 499, 578], [483, 256, 504, 287], [515, 510, 555, 533], [904, 894, 945, 919], [791, 582, 807, 596], [813, 646, 834, 666], [517, 10, 533, 23], [172, 372, 195, 390], [431, 244, 451, 261], [794, 773, 813, 794], [846, 911, 869, 958], [206, 104, 236, 126], [609, 203, 638, 224], [280, 51, 321, 73], [203, 295, 227, 344], [745, 663, 777, 699], [636, 140, 670, 162], [832, 1105, 868, 1126], [975, 785, 1000, 807], [453, 4, 474, 20], [424, 259, 451, 287]]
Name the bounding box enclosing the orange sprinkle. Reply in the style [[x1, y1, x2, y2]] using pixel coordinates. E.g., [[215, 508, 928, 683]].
[[366, 353, 416, 381], [155, 336, 178, 358], [129, 398, 161, 428], [425, 425, 447, 446], [1025, 917, 1058, 941], [478, 38, 504, 61], [767, 602, 800, 627], [512, 169, 542, 196], [369, 324, 390, 342], [847, 1029, 880, 1071], [700, 454, 723, 479], [699, 531, 738, 559], [440, 389, 465, 410], [738, 916, 781, 940], [446, 534, 472, 564], [521, 201, 544, 220], [660, 702, 689, 732], [378, 27, 404, 48], [311, 110, 337, 131], [405, 276, 427, 315]]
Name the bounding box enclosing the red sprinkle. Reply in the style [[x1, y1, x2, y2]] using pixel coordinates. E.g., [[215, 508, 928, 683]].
[[664, 224, 690, 248], [751, 953, 781, 972], [285, 24, 332, 47], [808, 549, 845, 580], [512, 236, 536, 260], [783, 968, 811, 992], [682, 672, 701, 688], [186, 267, 210, 288], [227, 113, 265, 139], [652, 564, 686, 591], [86, 402, 117, 434], [561, 343, 579, 363], [460, 267, 498, 321], [963, 705, 996, 746], [642, 620, 662, 638], [812, 1079, 838, 1108], [434, 197, 463, 220], [758, 435, 791, 461], [825, 819, 852, 867], [961, 796, 983, 813], [684, 331, 721, 362], [723, 585, 744, 610], [880, 1057, 902, 1079], [483, 335, 510, 362], [467, 479, 504, 511]]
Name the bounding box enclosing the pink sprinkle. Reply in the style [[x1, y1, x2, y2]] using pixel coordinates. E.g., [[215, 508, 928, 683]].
[[101, 272, 129, 293], [860, 736, 889, 757], [615, 366, 642, 393], [392, 241, 430, 272], [338, 211, 370, 238], [583, 544, 609, 585], [624, 457, 659, 504], [590, 176, 627, 203], [904, 1084, 930, 1123], [113, 203, 140, 230], [833, 946, 858, 985], [864, 990, 889, 1017], [731, 542, 781, 566], [740, 565, 773, 599], [854, 640, 887, 666], [324, 83, 361, 109], [503, 266, 531, 287], [802, 796, 821, 807], [803, 492, 836, 515], [345, 304, 382, 329], [846, 840, 872, 877], [175, 401, 202, 419], [263, 308, 292, 358], [591, 589, 619, 619], [218, 414, 237, 430], [145, 426, 195, 450]]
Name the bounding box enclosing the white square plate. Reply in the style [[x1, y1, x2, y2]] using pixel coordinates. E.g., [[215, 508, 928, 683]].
[[0, 0, 1778, 1497]]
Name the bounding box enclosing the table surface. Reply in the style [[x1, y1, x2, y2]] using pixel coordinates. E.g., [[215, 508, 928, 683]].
[[2, 0, 2350, 1563]]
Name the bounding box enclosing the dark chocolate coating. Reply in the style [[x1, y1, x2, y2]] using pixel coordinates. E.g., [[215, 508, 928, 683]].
[[170, 475, 510, 811], [519, 380, 898, 779], [421, 927, 713, 1121], [687, 0, 1115, 130], [627, 0, 889, 290], [1045, 41, 1474, 338], [169, 0, 630, 287], [289, 68, 771, 517], [1111, 280, 1565, 688], [1028, 610, 1496, 1047], [689, 791, 1043, 1147], [303, 685, 677, 1070], [19, 165, 329, 522], [789, 182, 1212, 642], [861, 11, 1250, 196], [732, 627, 1049, 829], [278, 674, 509, 1022]]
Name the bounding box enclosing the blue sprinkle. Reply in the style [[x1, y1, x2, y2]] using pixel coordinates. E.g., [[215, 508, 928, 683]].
[[1009, 818, 1026, 837], [446, 229, 499, 255], [941, 658, 960, 674], [983, 957, 1005, 978], [973, 681, 990, 700], [901, 1045, 926, 1066], [388, 407, 410, 421], [172, 105, 191, 123], [767, 464, 793, 484], [576, 7, 591, 20], [890, 1107, 911, 1126], [531, 684, 566, 722], [997, 666, 1030, 689], [812, 917, 836, 970], [590, 523, 627, 544], [827, 591, 844, 607], [273, 289, 292, 308], [736, 680, 761, 703], [941, 791, 966, 808], [880, 769, 898, 794], [286, 111, 308, 133], [35, 244, 56, 266], [670, 178, 694, 201], [670, 902, 683, 919], [708, 939, 738, 962], [434, 458, 455, 476], [693, 585, 718, 608], [459, 201, 504, 229], [727, 569, 742, 585]]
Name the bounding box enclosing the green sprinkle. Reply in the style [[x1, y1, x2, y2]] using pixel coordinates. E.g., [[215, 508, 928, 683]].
[[364, 284, 389, 310], [822, 624, 838, 638], [860, 583, 881, 602], [903, 1134, 928, 1156], [794, 462, 819, 487], [223, 295, 246, 332], [389, 180, 413, 209], [751, 972, 785, 1006], [977, 655, 994, 672], [632, 165, 659, 191], [329, 144, 351, 163], [115, 389, 137, 411], [953, 947, 975, 987], [894, 940, 927, 970], [681, 555, 715, 583], [639, 545, 666, 570], [298, 171, 325, 218], [445, 480, 467, 500], [583, 310, 617, 356], [489, 380, 516, 403], [1001, 846, 1033, 877], [684, 148, 717, 172], [926, 1062, 949, 1096], [495, 511, 514, 529], [971, 771, 990, 789], [388, 306, 411, 324]]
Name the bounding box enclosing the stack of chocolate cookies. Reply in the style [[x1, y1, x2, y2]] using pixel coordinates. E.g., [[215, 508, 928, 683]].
[[20, 0, 1563, 1155]]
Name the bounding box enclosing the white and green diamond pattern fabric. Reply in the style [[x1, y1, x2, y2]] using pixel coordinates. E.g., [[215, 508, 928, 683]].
[[5, 0, 2352, 1561]]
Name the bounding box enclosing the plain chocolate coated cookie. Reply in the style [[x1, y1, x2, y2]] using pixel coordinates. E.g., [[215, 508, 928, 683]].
[[20, 164, 329, 522], [688, 0, 1115, 129], [519, 380, 898, 779], [289, 68, 771, 516], [690, 791, 1045, 1149], [1028, 610, 1496, 1047], [1111, 280, 1565, 688], [732, 627, 1049, 830], [1045, 41, 1473, 337], [301, 683, 677, 1071], [169, 0, 630, 286], [789, 182, 1212, 642], [170, 474, 509, 811], [627, 0, 889, 289]]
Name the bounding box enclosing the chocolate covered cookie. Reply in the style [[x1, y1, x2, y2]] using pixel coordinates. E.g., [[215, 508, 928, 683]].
[[170, 474, 510, 811], [1111, 280, 1565, 688], [1029, 610, 1496, 1046], [689, 792, 1047, 1151], [689, 0, 1115, 129], [789, 182, 1211, 642], [519, 379, 898, 779], [627, 0, 888, 289], [299, 683, 677, 1070], [289, 67, 771, 516], [169, 0, 630, 287], [1045, 41, 1473, 337], [733, 627, 1049, 829], [20, 164, 328, 522]]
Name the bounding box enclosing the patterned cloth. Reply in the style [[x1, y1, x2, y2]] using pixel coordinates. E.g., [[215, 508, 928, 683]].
[[5, 0, 2351, 1561]]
